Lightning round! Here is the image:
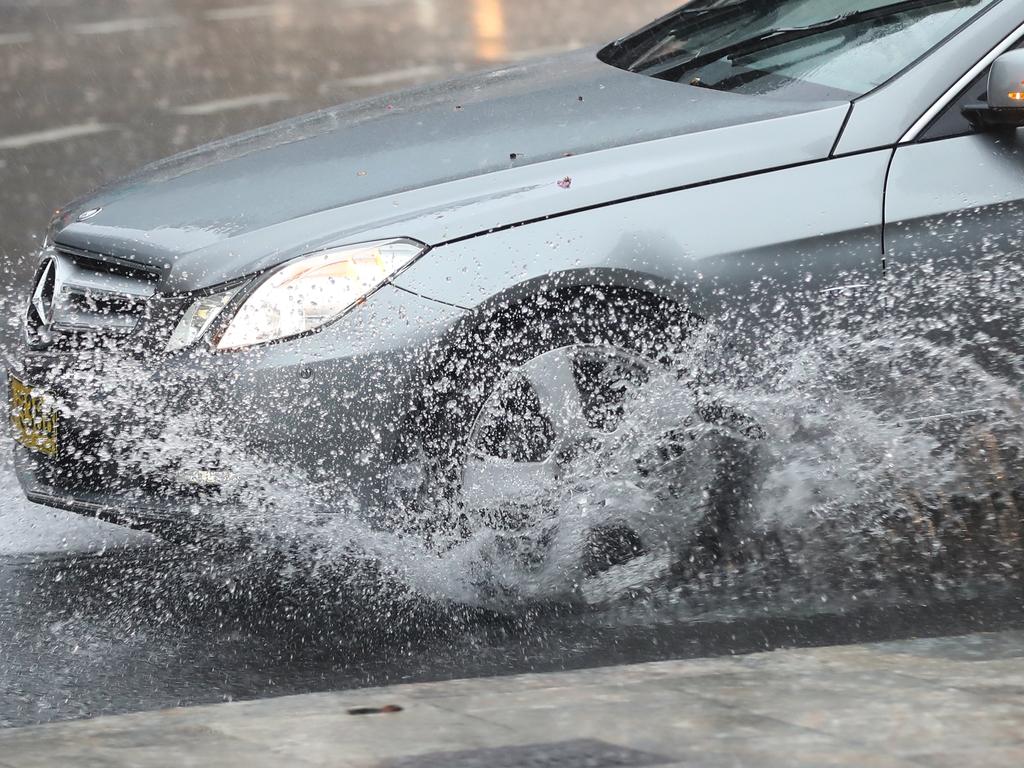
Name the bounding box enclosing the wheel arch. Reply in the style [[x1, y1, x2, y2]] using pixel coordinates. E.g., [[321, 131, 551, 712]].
[[424, 274, 703, 384], [393, 276, 703, 463], [445, 266, 706, 318]]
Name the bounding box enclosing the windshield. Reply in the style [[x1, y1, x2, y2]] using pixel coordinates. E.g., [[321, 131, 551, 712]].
[[600, 0, 999, 101]]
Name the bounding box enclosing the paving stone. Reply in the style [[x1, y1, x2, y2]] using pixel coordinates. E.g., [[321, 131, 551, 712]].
[[904, 745, 1024, 768], [207, 699, 521, 766], [429, 686, 839, 758], [659, 745, 923, 767], [399, 657, 746, 701], [0, 722, 320, 768], [869, 630, 1024, 661], [382, 739, 672, 768], [751, 697, 1024, 755]]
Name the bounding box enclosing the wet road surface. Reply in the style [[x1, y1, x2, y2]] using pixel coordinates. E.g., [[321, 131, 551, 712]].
[[3, 0, 1024, 734], [3, 546, 1024, 728]]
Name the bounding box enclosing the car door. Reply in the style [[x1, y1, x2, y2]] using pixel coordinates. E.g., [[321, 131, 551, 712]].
[[883, 37, 1024, 363]]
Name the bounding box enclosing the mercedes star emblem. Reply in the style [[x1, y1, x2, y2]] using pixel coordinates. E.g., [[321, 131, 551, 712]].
[[30, 256, 58, 329]]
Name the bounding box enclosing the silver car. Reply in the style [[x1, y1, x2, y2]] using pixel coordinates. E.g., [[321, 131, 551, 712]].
[[10, 0, 1024, 566]]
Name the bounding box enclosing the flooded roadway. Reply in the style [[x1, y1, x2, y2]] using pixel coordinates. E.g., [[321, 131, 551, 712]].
[[3, 544, 1023, 728]]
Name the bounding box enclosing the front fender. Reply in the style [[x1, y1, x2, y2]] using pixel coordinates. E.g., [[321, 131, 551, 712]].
[[392, 149, 890, 333]]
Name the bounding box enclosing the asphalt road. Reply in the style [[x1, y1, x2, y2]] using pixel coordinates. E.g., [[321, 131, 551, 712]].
[[3, 544, 1024, 729], [2, 0, 1024, 733]]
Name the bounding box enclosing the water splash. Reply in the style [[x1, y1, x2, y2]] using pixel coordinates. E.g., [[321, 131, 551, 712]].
[[4, 265, 1024, 620]]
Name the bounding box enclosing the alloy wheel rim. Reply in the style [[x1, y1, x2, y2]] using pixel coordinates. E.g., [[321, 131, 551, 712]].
[[459, 343, 657, 525]]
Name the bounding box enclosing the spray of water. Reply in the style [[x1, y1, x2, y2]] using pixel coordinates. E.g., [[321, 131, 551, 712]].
[[3, 262, 1024, 622]]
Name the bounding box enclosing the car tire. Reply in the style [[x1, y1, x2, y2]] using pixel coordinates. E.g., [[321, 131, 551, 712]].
[[396, 287, 761, 585]]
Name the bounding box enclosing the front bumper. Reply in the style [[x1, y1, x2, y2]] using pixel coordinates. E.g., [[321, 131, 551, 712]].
[[10, 285, 464, 532]]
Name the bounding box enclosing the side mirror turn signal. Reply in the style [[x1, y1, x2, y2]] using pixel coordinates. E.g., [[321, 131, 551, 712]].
[[963, 49, 1024, 131]]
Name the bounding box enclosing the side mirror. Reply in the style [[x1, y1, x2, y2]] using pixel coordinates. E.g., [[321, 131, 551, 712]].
[[963, 49, 1024, 131]]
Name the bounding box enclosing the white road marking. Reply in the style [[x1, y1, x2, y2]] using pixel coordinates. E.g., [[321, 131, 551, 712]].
[[335, 64, 443, 88], [205, 5, 278, 21], [0, 122, 114, 150], [0, 33, 33, 46], [339, 0, 410, 7], [820, 284, 871, 295], [71, 17, 178, 36], [169, 92, 289, 116], [503, 43, 581, 61]]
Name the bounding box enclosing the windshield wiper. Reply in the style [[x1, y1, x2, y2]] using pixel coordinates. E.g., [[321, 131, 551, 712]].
[[604, 0, 768, 70], [643, 0, 964, 82]]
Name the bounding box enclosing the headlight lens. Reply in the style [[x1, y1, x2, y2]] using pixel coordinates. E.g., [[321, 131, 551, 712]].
[[167, 288, 240, 352], [214, 238, 425, 350]]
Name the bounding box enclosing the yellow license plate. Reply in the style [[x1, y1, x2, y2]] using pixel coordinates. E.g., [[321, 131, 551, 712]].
[[9, 375, 58, 457]]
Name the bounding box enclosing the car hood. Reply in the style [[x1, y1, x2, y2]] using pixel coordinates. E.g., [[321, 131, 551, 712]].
[[53, 50, 849, 292]]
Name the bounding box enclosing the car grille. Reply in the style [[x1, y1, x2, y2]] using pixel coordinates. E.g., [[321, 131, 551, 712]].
[[25, 246, 178, 350]]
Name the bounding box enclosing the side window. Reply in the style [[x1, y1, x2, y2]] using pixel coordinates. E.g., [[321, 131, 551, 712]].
[[920, 39, 1024, 142]]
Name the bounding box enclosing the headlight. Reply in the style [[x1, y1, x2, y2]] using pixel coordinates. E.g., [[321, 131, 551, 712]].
[[167, 288, 241, 351], [192, 238, 425, 351]]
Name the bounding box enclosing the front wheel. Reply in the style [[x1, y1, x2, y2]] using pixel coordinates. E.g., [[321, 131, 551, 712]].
[[399, 291, 761, 601]]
